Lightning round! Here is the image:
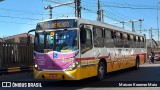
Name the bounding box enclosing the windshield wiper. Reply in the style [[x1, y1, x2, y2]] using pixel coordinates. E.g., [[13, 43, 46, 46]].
[[62, 46, 72, 50]]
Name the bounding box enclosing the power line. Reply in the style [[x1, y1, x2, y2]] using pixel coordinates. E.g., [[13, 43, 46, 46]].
[[102, 5, 158, 10], [82, 1, 97, 7], [44, 0, 120, 21], [0, 8, 48, 15], [0, 15, 40, 21], [101, 1, 157, 9], [0, 20, 36, 25], [104, 7, 143, 30]]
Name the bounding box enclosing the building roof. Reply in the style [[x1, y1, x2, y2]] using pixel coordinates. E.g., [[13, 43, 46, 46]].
[[2, 33, 34, 39], [0, 33, 34, 43], [146, 39, 158, 48]]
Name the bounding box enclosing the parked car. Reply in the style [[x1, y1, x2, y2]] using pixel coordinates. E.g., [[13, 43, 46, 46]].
[[153, 51, 160, 61]]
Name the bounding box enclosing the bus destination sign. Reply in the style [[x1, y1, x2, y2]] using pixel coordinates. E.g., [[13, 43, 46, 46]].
[[37, 19, 77, 30]]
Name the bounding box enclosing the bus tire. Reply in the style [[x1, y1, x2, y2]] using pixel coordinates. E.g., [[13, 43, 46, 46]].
[[97, 61, 105, 80], [134, 57, 140, 70]]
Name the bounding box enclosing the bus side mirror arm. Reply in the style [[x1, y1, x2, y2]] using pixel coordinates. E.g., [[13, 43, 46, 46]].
[[28, 29, 35, 34], [27, 29, 35, 45]]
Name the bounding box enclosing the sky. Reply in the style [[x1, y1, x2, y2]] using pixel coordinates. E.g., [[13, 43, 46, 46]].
[[0, 0, 160, 40]]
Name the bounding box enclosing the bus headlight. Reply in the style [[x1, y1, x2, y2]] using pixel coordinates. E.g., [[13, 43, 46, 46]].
[[35, 64, 38, 68], [66, 61, 79, 71], [34, 64, 41, 70]]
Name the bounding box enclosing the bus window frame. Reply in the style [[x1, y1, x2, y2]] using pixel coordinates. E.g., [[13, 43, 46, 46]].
[[80, 25, 93, 54], [104, 29, 115, 48], [93, 26, 104, 47]]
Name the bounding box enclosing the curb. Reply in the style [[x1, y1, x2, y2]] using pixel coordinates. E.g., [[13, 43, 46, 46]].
[[0, 66, 33, 74]]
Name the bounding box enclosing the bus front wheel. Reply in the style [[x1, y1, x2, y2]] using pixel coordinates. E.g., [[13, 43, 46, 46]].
[[97, 62, 105, 80], [134, 57, 140, 70]]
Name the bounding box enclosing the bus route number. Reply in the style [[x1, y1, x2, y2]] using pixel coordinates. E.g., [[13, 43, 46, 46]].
[[52, 21, 69, 28]]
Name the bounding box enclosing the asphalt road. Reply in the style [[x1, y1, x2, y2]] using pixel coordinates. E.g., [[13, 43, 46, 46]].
[[0, 62, 160, 90]]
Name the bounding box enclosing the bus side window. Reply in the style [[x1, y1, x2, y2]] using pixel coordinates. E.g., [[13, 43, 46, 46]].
[[104, 29, 114, 47], [80, 28, 92, 54], [123, 33, 129, 48], [111, 31, 116, 39], [140, 37, 144, 48], [137, 36, 140, 48], [115, 31, 121, 47], [93, 27, 104, 47], [34, 33, 39, 50], [130, 35, 134, 48]]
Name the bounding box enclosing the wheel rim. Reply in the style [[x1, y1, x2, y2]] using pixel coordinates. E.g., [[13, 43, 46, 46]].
[[136, 60, 139, 68], [99, 66, 104, 78]]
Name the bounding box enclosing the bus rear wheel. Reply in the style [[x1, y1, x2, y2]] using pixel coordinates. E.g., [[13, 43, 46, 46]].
[[97, 62, 105, 80]]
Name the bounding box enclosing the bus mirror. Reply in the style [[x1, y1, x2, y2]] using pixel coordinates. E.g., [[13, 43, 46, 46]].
[[28, 29, 35, 34], [80, 24, 84, 29]]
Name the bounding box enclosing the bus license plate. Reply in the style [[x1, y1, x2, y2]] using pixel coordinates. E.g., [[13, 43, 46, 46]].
[[49, 74, 57, 78]]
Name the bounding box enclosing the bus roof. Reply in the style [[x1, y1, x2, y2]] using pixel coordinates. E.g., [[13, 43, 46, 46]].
[[38, 17, 145, 37]]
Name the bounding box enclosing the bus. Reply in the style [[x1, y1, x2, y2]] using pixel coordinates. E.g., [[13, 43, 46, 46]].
[[30, 17, 146, 80]]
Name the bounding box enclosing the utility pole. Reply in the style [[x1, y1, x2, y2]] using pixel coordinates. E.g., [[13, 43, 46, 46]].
[[44, 5, 53, 19], [101, 10, 104, 22], [110, 19, 143, 32], [130, 20, 135, 32], [97, 0, 101, 21], [120, 21, 126, 28], [97, 0, 104, 22], [130, 19, 144, 33], [130, 19, 144, 32], [75, 0, 81, 18], [110, 21, 128, 28], [44, 1, 74, 19], [150, 28, 153, 48], [139, 19, 144, 33], [157, 0, 160, 43]]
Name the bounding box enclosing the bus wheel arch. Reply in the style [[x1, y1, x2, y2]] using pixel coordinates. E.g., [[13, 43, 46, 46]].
[[97, 58, 107, 80]]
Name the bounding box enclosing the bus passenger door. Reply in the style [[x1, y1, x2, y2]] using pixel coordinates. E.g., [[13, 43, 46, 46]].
[[80, 26, 95, 78]]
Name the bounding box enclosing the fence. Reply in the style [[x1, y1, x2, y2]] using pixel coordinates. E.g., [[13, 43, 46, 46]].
[[0, 42, 33, 73]]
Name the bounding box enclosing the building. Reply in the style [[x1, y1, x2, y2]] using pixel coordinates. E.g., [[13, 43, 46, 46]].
[[146, 39, 158, 48], [156, 41, 160, 48], [0, 33, 34, 43], [146, 39, 159, 56]]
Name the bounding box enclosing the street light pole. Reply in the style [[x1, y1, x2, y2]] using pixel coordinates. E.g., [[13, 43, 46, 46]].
[[150, 28, 153, 48], [44, 1, 74, 19], [139, 19, 144, 33]]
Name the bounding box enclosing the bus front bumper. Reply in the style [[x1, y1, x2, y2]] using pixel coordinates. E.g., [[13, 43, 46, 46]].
[[33, 68, 81, 80]]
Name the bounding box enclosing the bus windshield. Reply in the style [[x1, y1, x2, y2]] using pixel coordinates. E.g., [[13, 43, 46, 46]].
[[34, 29, 78, 53]]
